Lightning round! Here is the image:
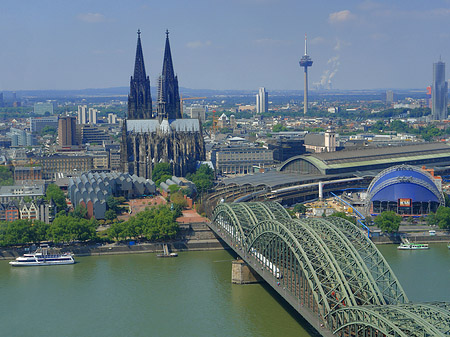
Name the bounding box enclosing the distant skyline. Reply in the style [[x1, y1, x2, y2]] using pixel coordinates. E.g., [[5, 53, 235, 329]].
[[1, 0, 450, 91]]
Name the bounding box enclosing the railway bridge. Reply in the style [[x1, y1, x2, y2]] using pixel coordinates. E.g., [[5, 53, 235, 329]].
[[210, 201, 450, 336]]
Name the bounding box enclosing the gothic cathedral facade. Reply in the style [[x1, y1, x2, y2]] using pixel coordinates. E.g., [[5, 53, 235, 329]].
[[120, 31, 205, 179]]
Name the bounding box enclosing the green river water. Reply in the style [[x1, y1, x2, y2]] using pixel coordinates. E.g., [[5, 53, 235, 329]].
[[1, 243, 449, 337]]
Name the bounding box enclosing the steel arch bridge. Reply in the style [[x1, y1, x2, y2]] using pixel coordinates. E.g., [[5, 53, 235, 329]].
[[211, 202, 450, 336]]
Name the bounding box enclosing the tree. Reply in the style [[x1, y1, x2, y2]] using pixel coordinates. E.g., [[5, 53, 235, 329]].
[[40, 125, 57, 136], [107, 205, 179, 242], [272, 123, 287, 132], [186, 164, 215, 194], [330, 211, 356, 224], [45, 184, 67, 210], [0, 166, 13, 186], [374, 211, 402, 233], [105, 209, 117, 222], [170, 191, 187, 209], [106, 196, 120, 213], [293, 204, 307, 215], [71, 204, 87, 219], [444, 193, 450, 208], [152, 163, 172, 182], [427, 206, 450, 229]]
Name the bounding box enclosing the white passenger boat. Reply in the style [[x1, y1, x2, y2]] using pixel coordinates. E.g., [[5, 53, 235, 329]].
[[9, 244, 75, 266], [397, 239, 429, 250]]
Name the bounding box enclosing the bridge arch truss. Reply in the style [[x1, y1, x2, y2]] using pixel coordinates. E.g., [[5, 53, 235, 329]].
[[211, 201, 450, 336]]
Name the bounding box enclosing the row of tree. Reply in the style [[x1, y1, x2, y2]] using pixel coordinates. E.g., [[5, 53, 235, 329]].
[[0, 214, 97, 246], [107, 205, 179, 242]]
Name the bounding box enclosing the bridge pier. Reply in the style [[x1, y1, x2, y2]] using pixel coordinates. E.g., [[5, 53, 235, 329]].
[[232, 259, 262, 284]]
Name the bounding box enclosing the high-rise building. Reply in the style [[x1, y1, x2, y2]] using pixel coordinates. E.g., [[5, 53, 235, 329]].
[[107, 113, 117, 124], [185, 105, 206, 122], [77, 105, 87, 124], [88, 108, 98, 125], [386, 90, 394, 104], [256, 87, 268, 113], [33, 102, 54, 115], [432, 61, 448, 120], [58, 116, 77, 147], [7, 128, 34, 147], [29, 116, 59, 134]]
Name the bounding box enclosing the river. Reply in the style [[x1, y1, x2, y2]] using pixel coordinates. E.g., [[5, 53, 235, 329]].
[[1, 244, 449, 337]]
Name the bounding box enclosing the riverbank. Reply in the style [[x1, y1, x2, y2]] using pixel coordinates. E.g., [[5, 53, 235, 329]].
[[371, 234, 450, 244], [0, 222, 229, 260]]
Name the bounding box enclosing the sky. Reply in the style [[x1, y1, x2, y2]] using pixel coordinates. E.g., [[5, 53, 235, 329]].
[[1, 0, 450, 92]]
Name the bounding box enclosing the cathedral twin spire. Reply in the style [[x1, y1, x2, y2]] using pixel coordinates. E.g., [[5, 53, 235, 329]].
[[127, 29, 181, 121]]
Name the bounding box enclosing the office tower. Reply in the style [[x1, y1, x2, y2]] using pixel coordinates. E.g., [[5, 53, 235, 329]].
[[386, 90, 394, 104], [29, 116, 59, 134], [432, 61, 448, 120], [256, 87, 269, 113], [58, 116, 77, 146], [77, 105, 87, 124], [186, 105, 206, 122], [88, 108, 97, 125], [107, 113, 117, 124], [7, 127, 34, 147], [299, 34, 313, 114], [34, 102, 54, 115]]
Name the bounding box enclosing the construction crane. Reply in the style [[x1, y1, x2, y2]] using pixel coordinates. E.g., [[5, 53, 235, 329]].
[[180, 95, 207, 116]]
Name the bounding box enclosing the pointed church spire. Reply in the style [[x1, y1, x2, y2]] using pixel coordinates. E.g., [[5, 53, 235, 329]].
[[133, 29, 147, 81], [128, 29, 152, 119], [162, 30, 175, 85], [157, 30, 181, 120]]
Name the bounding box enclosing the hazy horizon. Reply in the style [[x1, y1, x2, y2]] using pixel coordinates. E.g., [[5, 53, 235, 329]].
[[1, 0, 449, 92]]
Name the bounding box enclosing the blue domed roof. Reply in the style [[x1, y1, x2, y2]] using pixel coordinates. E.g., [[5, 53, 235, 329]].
[[369, 168, 437, 194], [367, 165, 443, 204]]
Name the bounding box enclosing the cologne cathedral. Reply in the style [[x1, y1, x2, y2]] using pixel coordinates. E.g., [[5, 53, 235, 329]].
[[120, 30, 205, 178]]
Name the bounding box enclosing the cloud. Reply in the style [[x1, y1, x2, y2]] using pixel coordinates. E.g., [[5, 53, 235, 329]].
[[329, 10, 356, 24], [77, 13, 106, 23], [186, 41, 212, 49], [310, 36, 326, 45], [333, 38, 350, 51]]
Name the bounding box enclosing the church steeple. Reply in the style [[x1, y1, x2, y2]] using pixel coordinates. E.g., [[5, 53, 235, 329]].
[[128, 29, 153, 120], [157, 30, 181, 120], [133, 29, 146, 81]]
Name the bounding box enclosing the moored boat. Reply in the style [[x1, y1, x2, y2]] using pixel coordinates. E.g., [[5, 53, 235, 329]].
[[397, 239, 429, 250], [9, 244, 75, 266]]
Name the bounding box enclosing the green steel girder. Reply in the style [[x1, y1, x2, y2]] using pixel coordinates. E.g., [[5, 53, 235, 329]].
[[245, 219, 332, 316], [335, 304, 449, 337], [302, 218, 385, 307], [212, 203, 247, 243], [245, 202, 274, 223], [261, 202, 291, 220], [211, 202, 450, 335], [396, 303, 450, 335], [245, 219, 368, 314], [325, 216, 408, 304], [281, 220, 358, 310], [330, 306, 409, 337]]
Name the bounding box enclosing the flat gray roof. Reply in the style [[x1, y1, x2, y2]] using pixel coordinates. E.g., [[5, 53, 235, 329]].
[[220, 171, 353, 188]]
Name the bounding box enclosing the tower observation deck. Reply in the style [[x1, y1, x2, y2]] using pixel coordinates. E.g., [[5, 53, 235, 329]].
[[299, 34, 313, 114]]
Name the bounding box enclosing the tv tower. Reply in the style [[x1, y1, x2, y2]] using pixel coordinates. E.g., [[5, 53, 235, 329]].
[[299, 34, 313, 114]]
